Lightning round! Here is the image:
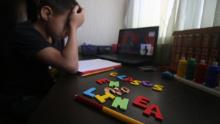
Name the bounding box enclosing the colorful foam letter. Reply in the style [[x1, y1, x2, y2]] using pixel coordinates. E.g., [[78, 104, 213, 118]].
[[117, 75, 127, 80], [152, 84, 164, 92], [130, 80, 141, 86], [95, 92, 115, 103], [144, 104, 164, 120], [120, 87, 130, 94], [104, 87, 111, 93], [83, 87, 96, 98], [109, 88, 117, 94], [96, 78, 110, 85], [105, 87, 130, 96], [111, 97, 129, 110], [123, 76, 134, 83], [109, 81, 120, 88], [133, 96, 150, 109], [109, 72, 118, 77], [142, 81, 153, 87], [113, 87, 122, 96]]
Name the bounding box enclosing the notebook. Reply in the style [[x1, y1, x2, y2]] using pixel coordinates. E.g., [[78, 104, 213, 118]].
[[97, 26, 159, 65], [78, 59, 121, 76]]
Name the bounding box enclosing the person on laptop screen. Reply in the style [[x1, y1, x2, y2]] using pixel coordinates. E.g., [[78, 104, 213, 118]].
[[98, 27, 159, 65], [119, 29, 157, 56], [3, 0, 84, 123]]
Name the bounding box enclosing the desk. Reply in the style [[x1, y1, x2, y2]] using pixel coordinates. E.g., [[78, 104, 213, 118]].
[[28, 66, 220, 124]]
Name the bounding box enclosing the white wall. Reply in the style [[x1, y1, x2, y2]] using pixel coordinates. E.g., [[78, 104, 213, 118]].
[[214, 0, 220, 26], [77, 0, 127, 45]]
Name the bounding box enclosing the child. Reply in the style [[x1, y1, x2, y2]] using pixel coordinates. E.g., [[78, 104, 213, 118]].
[[2, 0, 84, 123]]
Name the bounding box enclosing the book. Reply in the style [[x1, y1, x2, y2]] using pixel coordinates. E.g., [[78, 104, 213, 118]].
[[78, 59, 121, 76]]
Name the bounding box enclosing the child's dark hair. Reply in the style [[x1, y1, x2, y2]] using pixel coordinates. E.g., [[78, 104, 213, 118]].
[[26, 0, 78, 22]]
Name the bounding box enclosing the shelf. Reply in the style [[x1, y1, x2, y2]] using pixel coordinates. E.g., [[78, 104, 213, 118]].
[[174, 75, 220, 98]]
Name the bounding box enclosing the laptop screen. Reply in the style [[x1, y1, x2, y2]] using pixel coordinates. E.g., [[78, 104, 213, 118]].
[[117, 26, 159, 57]]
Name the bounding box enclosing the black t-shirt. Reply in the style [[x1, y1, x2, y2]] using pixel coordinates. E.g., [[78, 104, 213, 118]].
[[3, 21, 64, 96]]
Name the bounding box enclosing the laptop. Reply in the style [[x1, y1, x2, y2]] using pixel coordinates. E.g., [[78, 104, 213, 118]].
[[97, 26, 159, 65]]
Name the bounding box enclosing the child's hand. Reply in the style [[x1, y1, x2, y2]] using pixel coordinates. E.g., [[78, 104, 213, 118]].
[[69, 5, 85, 30]]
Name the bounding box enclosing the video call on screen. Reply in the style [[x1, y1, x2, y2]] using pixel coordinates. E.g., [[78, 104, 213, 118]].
[[118, 29, 157, 56]]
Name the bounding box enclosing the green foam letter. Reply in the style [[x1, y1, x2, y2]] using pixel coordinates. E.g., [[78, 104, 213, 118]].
[[109, 81, 120, 88], [111, 97, 129, 110]]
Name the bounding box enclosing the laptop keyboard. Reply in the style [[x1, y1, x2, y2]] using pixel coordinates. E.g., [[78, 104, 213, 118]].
[[98, 54, 150, 64]]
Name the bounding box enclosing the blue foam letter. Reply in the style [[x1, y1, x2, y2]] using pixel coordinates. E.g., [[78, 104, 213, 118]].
[[83, 87, 96, 98]]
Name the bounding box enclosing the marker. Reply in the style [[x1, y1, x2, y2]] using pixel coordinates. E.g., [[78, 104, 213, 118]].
[[74, 95, 144, 124]]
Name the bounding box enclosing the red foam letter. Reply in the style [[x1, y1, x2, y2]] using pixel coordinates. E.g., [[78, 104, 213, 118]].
[[123, 76, 134, 83], [96, 78, 110, 85], [132, 96, 150, 109], [144, 104, 164, 120]]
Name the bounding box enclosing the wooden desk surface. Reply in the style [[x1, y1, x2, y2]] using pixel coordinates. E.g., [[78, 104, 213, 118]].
[[28, 66, 220, 124]]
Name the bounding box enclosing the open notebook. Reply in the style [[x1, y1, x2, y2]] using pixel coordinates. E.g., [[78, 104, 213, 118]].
[[78, 59, 121, 76]]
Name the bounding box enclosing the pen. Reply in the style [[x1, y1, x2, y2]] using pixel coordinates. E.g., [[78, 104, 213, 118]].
[[74, 95, 144, 124]]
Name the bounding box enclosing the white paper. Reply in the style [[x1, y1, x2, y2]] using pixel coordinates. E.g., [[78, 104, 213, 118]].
[[78, 59, 121, 72]]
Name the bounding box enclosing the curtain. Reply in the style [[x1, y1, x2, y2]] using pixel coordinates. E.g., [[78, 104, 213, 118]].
[[125, 0, 161, 28], [125, 0, 218, 65], [176, 0, 217, 30]]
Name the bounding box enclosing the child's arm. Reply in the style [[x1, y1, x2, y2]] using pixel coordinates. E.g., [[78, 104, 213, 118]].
[[37, 5, 85, 74]]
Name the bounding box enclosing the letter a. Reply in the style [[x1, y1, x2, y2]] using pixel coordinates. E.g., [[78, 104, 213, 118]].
[[144, 104, 164, 120]]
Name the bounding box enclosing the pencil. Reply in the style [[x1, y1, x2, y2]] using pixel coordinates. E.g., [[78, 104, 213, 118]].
[[74, 95, 144, 124], [81, 67, 114, 76]]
